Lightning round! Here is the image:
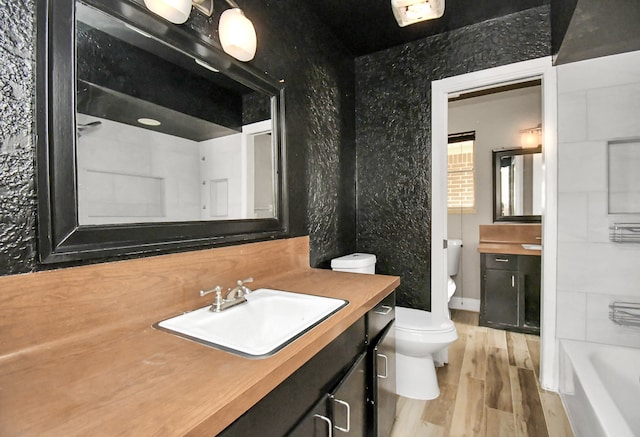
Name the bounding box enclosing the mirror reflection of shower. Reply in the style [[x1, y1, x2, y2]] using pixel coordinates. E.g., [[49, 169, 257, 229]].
[[76, 114, 276, 225], [76, 120, 102, 137]]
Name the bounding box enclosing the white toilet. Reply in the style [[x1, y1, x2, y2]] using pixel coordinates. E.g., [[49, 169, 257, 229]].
[[447, 239, 463, 301], [330, 243, 461, 400], [330, 253, 376, 274], [395, 239, 462, 400]]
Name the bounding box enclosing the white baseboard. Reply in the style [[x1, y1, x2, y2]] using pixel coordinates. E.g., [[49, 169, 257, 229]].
[[448, 297, 480, 312]]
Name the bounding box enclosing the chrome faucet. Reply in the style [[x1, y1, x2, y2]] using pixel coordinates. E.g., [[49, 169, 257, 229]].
[[226, 277, 254, 300], [199, 277, 253, 312]]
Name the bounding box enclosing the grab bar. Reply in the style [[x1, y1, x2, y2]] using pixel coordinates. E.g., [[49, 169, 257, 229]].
[[609, 301, 640, 328]]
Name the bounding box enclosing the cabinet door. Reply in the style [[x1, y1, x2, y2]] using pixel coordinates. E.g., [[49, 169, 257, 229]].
[[331, 352, 367, 436], [371, 322, 395, 437], [287, 395, 332, 437], [519, 255, 541, 329], [367, 292, 395, 343], [218, 318, 366, 437], [483, 269, 518, 326]]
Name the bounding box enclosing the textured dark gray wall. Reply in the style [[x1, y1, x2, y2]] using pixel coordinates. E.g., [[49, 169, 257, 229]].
[[0, 0, 356, 275], [355, 6, 551, 310], [0, 0, 38, 275]]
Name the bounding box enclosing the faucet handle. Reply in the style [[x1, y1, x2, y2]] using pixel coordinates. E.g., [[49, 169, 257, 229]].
[[200, 285, 222, 297], [232, 277, 254, 297], [238, 277, 253, 285]]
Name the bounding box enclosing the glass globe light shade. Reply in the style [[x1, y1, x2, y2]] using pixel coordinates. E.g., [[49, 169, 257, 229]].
[[219, 8, 257, 62]]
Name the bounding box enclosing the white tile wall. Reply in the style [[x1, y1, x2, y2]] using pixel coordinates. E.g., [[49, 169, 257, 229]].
[[556, 50, 640, 348], [76, 115, 200, 224], [556, 290, 587, 340], [588, 84, 640, 140], [199, 134, 245, 220], [555, 50, 640, 93], [557, 192, 588, 242], [586, 191, 611, 243], [557, 91, 587, 144], [557, 141, 607, 193]]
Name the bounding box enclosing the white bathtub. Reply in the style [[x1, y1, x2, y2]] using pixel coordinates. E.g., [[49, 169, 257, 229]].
[[560, 340, 640, 437]]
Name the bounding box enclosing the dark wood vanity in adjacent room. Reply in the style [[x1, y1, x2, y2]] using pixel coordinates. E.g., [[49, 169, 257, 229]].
[[478, 224, 541, 334]]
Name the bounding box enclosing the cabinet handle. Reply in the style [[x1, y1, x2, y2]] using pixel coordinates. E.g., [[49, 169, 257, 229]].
[[314, 414, 333, 437], [495, 258, 509, 262], [374, 305, 393, 315], [377, 353, 388, 379], [333, 399, 351, 433], [512, 275, 515, 288]]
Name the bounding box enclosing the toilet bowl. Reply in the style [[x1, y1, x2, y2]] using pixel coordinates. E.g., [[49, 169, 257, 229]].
[[395, 308, 458, 400], [394, 238, 463, 400]]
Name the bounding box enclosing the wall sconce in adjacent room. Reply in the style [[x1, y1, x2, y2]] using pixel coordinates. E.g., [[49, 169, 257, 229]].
[[391, 0, 445, 27], [520, 123, 542, 148], [143, 0, 257, 62]]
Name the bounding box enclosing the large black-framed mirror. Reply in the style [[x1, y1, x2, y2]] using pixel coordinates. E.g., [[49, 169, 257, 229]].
[[36, 0, 288, 263], [493, 146, 542, 223]]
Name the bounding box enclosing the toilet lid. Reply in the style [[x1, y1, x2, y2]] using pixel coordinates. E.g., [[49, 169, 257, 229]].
[[396, 307, 456, 332]]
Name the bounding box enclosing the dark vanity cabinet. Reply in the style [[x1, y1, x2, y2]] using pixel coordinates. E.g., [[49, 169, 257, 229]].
[[331, 352, 368, 436], [220, 291, 396, 437], [289, 353, 367, 437], [480, 254, 540, 334], [287, 395, 332, 437], [369, 322, 395, 437], [366, 293, 396, 437]]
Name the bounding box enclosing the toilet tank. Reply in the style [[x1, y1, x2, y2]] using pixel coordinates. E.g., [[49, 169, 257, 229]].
[[331, 253, 376, 274], [447, 239, 463, 276]]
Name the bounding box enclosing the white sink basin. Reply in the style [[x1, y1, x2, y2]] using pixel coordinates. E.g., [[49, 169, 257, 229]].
[[156, 289, 348, 358], [522, 244, 542, 250]]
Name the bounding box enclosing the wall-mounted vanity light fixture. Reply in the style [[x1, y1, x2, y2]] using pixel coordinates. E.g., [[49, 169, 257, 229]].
[[143, 0, 209, 24], [143, 0, 257, 62], [218, 8, 257, 62], [520, 123, 542, 148], [391, 0, 445, 27]]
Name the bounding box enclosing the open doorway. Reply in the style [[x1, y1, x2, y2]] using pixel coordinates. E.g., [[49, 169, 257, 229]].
[[447, 80, 542, 313], [431, 57, 558, 390]]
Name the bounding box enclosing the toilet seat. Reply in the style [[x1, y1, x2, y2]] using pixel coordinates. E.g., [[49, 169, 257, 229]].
[[396, 307, 456, 334]]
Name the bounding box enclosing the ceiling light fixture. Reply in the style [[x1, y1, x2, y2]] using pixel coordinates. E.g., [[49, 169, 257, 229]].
[[143, 0, 257, 62], [137, 117, 162, 126], [391, 0, 445, 27]]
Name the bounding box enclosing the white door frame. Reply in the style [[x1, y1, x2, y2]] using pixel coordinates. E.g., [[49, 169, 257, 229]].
[[431, 57, 559, 390]]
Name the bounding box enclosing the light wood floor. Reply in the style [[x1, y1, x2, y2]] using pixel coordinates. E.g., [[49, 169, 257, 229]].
[[390, 310, 574, 437]]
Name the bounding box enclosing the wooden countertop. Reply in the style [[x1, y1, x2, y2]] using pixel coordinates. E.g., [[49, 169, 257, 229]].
[[478, 224, 542, 256], [0, 266, 398, 436], [477, 243, 541, 256]]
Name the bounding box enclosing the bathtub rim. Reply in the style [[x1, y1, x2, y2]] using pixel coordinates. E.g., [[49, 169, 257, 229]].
[[560, 339, 636, 437]]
